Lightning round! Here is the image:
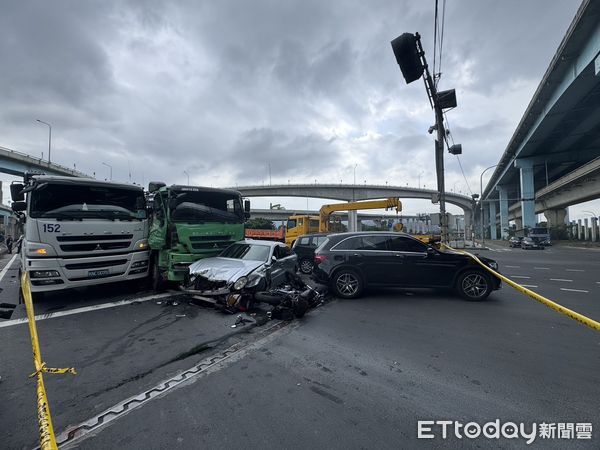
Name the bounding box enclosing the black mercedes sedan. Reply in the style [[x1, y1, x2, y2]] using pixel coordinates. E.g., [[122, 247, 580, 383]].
[[312, 232, 501, 301]]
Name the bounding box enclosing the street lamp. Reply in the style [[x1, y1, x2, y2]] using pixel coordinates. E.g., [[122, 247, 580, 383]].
[[418, 171, 424, 189], [36, 119, 52, 163], [353, 164, 357, 185], [183, 170, 190, 185], [102, 162, 112, 180], [480, 164, 498, 244]]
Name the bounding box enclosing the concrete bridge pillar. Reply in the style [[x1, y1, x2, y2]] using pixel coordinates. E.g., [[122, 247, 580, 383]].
[[591, 218, 598, 242], [348, 209, 358, 232], [488, 201, 498, 240], [464, 209, 473, 240], [515, 217, 523, 230], [356, 218, 362, 231], [515, 159, 536, 229], [577, 219, 583, 240], [544, 208, 567, 228], [584, 218, 589, 240], [496, 186, 509, 239]]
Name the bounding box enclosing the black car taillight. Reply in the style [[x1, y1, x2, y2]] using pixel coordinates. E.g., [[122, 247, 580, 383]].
[[314, 254, 327, 265]]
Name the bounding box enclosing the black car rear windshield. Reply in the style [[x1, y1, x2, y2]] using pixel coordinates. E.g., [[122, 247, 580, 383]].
[[30, 182, 146, 220]]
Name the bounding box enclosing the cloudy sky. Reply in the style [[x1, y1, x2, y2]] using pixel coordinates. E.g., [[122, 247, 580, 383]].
[[1, 0, 596, 218]]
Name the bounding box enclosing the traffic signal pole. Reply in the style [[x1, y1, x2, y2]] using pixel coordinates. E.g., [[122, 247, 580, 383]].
[[415, 34, 448, 243]]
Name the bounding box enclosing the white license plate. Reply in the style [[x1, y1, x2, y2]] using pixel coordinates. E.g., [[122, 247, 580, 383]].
[[88, 269, 109, 278]]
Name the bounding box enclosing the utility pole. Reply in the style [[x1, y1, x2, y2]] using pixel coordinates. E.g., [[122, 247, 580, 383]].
[[391, 32, 459, 244]]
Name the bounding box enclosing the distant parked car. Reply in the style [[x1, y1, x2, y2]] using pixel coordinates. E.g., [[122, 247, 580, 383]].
[[292, 233, 329, 274], [521, 237, 544, 250], [509, 236, 522, 248], [312, 232, 501, 301]]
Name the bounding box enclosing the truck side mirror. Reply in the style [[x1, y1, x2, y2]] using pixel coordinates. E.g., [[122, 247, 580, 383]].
[[11, 201, 26, 212], [148, 181, 166, 193], [10, 183, 24, 202]]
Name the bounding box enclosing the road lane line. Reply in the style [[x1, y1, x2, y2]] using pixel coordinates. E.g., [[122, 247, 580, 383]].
[[550, 279, 573, 282], [560, 288, 589, 293], [0, 292, 175, 328], [510, 276, 531, 279], [521, 285, 538, 288], [505, 265, 520, 268], [566, 269, 585, 272], [0, 253, 18, 283], [534, 267, 549, 270]]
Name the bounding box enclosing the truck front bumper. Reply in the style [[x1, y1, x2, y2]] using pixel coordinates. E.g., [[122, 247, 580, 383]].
[[26, 251, 150, 293]]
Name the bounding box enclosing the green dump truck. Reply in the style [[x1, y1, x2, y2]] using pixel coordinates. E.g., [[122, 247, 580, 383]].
[[148, 182, 250, 290]]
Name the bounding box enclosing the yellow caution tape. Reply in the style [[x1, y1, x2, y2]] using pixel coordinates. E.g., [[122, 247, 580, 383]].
[[22, 272, 77, 450], [443, 244, 600, 332]]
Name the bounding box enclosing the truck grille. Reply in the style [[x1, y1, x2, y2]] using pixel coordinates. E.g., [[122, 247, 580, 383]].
[[189, 235, 232, 242], [57, 234, 133, 242], [191, 242, 232, 250], [65, 260, 128, 270], [60, 242, 130, 252]]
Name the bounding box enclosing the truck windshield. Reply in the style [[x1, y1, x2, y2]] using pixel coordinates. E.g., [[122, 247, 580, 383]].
[[170, 190, 243, 223], [29, 183, 146, 220]]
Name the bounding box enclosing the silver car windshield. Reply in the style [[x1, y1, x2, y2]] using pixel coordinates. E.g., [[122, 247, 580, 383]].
[[220, 243, 270, 262]]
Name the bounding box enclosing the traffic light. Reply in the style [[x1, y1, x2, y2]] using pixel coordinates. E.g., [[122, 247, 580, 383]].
[[390, 33, 424, 84]]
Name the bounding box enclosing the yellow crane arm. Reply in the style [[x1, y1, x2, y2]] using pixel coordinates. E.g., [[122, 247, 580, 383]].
[[319, 198, 402, 232]]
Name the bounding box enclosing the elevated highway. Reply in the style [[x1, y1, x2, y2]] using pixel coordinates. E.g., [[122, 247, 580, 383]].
[[480, 0, 600, 239], [236, 183, 474, 233], [0, 145, 88, 177]]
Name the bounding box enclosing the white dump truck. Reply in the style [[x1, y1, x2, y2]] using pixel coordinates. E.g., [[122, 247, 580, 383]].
[[11, 174, 150, 300]]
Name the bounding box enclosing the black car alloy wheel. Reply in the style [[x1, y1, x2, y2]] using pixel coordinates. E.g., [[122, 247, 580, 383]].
[[333, 269, 363, 299], [299, 258, 314, 274], [457, 270, 491, 301]]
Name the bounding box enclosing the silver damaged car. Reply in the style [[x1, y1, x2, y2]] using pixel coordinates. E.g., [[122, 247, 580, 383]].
[[184, 240, 297, 308]]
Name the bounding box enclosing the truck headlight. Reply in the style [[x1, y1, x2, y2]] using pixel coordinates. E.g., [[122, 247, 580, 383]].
[[30, 270, 61, 278], [134, 239, 149, 251], [233, 277, 248, 290], [26, 242, 56, 257]]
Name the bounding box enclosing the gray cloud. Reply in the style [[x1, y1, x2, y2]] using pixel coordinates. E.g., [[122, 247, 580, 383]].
[[0, 0, 586, 213]]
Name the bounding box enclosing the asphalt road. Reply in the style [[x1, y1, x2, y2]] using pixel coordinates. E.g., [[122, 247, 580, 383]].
[[0, 244, 598, 449]]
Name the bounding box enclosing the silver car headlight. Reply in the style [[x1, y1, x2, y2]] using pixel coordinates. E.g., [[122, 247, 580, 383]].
[[233, 277, 248, 290], [246, 274, 262, 288]]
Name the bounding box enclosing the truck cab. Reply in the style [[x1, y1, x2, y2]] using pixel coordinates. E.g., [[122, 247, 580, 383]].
[[148, 183, 249, 290], [11, 175, 150, 300]]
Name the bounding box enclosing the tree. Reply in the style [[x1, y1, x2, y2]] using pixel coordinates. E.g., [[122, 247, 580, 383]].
[[245, 218, 275, 230]]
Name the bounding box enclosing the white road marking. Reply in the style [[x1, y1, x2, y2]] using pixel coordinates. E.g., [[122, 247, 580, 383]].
[[0, 292, 174, 328], [0, 254, 18, 283], [560, 288, 589, 293], [566, 269, 585, 272], [521, 285, 538, 288], [505, 265, 520, 268], [534, 267, 549, 270], [550, 279, 573, 282], [510, 276, 531, 279]]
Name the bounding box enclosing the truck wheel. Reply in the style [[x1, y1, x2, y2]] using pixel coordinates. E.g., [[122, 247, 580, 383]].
[[152, 258, 165, 292]]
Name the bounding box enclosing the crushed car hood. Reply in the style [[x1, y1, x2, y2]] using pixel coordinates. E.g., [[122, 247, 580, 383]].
[[188, 257, 264, 283]]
